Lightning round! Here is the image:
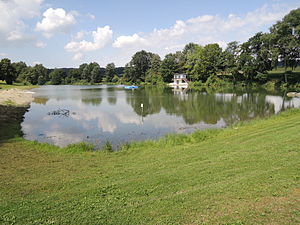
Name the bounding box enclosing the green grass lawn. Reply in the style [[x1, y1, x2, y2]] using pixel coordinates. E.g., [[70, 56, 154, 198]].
[[0, 81, 37, 90], [268, 67, 300, 83], [0, 110, 300, 224]]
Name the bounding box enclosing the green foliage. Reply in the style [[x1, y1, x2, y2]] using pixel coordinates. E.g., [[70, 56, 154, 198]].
[[145, 54, 163, 84], [270, 8, 300, 72], [255, 72, 268, 83], [123, 50, 153, 83], [103, 141, 113, 152], [90, 63, 102, 83], [64, 142, 94, 153], [50, 68, 66, 85], [112, 75, 119, 83], [160, 53, 180, 82], [105, 63, 116, 82], [0, 58, 16, 84], [185, 44, 223, 82]]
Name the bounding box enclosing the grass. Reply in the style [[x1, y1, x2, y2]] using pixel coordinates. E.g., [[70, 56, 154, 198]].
[[268, 67, 300, 83], [0, 109, 299, 224], [0, 81, 37, 90], [1, 99, 16, 106]]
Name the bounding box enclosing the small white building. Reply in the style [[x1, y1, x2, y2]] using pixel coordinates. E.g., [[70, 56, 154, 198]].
[[169, 74, 189, 88]]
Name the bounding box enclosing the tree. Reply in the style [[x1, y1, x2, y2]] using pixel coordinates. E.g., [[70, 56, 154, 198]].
[[34, 64, 48, 85], [68, 68, 82, 83], [160, 53, 180, 82], [50, 69, 66, 85], [238, 33, 273, 83], [105, 63, 116, 82], [222, 41, 241, 82], [90, 63, 102, 83], [123, 50, 153, 83], [80, 63, 91, 81], [12, 61, 27, 82], [270, 8, 300, 81], [187, 44, 223, 82], [182, 42, 200, 55], [0, 58, 16, 84], [145, 54, 162, 84], [184, 44, 204, 81]]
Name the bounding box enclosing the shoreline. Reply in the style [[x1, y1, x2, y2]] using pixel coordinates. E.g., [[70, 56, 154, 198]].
[[0, 108, 299, 224], [0, 88, 35, 106]]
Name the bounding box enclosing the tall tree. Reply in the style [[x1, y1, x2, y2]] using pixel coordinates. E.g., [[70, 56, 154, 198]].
[[270, 8, 300, 81], [12, 61, 27, 82], [187, 44, 223, 82], [145, 54, 162, 84], [90, 63, 102, 83], [160, 53, 180, 82], [123, 50, 153, 82], [105, 63, 116, 82], [50, 69, 66, 85], [34, 64, 48, 85], [238, 33, 273, 83], [0, 58, 16, 84], [222, 41, 241, 82]]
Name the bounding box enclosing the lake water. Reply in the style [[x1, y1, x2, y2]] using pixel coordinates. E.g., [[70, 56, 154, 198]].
[[22, 85, 300, 149]]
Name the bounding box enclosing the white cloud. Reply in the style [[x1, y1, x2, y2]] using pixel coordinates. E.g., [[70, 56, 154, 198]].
[[113, 33, 148, 48], [0, 0, 43, 44], [65, 26, 113, 60], [36, 8, 77, 37], [187, 15, 214, 24], [36, 41, 47, 48], [87, 13, 96, 20], [74, 31, 86, 40], [71, 111, 117, 133], [109, 3, 296, 66], [73, 52, 84, 61]]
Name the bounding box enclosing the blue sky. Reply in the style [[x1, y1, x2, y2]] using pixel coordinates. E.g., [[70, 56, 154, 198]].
[[0, 0, 299, 68]]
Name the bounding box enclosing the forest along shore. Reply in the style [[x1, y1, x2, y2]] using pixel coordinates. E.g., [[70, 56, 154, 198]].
[[0, 89, 34, 106]]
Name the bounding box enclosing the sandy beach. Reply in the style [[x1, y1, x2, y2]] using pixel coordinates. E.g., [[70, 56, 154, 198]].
[[0, 89, 34, 106]]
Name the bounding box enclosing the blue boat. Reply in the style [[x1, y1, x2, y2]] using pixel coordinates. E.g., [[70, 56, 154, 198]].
[[124, 85, 139, 89]]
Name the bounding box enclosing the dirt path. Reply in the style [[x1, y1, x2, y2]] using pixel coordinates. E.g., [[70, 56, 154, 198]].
[[0, 89, 34, 106]]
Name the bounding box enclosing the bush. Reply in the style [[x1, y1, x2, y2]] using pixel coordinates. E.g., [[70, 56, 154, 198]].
[[112, 75, 119, 83], [255, 72, 268, 83], [103, 141, 113, 152]]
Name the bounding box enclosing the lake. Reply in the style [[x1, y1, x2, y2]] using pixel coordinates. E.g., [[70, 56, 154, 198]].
[[22, 85, 300, 149]]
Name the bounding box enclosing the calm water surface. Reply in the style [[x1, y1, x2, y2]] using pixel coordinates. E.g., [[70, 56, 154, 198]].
[[22, 85, 300, 149]]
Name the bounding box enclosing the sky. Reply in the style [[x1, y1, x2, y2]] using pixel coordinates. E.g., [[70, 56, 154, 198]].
[[0, 0, 299, 68]]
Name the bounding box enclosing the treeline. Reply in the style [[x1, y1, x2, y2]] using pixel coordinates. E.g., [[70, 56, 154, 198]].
[[122, 8, 300, 86], [0, 8, 299, 86], [0, 60, 124, 85]]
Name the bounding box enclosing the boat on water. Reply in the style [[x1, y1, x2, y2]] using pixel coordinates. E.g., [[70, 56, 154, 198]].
[[124, 85, 139, 89]]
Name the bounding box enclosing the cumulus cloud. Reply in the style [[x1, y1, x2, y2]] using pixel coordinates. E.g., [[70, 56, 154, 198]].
[[74, 31, 87, 40], [0, 0, 43, 44], [73, 52, 84, 61], [87, 13, 96, 20], [110, 3, 296, 66], [65, 26, 113, 60], [36, 41, 47, 48], [36, 8, 77, 37], [113, 33, 148, 48]]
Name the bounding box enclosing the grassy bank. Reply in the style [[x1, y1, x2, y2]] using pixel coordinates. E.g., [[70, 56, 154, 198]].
[[1, 109, 300, 224], [0, 81, 37, 90]]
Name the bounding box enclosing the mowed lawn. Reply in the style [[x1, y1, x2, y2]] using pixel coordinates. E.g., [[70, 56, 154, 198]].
[[0, 110, 299, 224]]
